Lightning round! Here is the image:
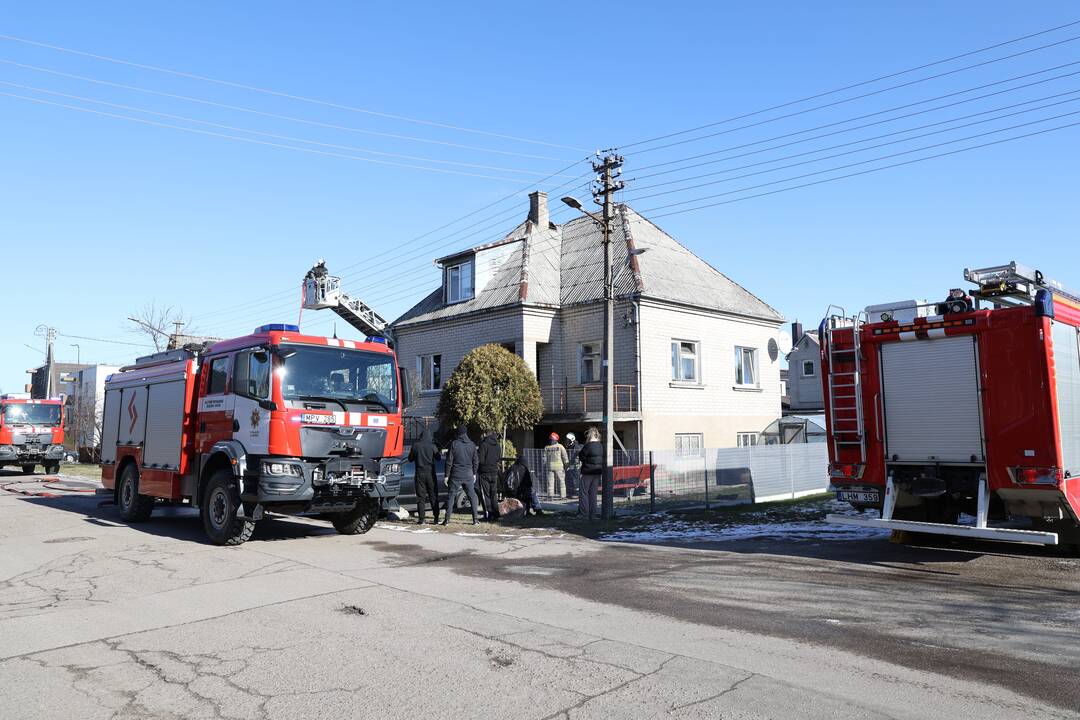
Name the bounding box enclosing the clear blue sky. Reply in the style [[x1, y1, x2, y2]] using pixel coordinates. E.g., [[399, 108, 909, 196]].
[[1, 1, 1078, 390]]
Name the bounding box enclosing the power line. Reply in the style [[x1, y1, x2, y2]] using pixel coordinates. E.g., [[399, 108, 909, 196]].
[[56, 332, 155, 348], [622, 18, 1080, 150], [0, 33, 588, 152], [0, 59, 573, 162]]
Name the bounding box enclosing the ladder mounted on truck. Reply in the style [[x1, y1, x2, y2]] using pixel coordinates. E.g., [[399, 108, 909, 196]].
[[823, 308, 866, 463], [302, 260, 391, 342], [964, 260, 1080, 307]]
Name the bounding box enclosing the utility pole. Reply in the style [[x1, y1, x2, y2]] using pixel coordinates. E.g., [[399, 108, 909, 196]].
[[34, 325, 57, 398], [594, 151, 625, 521]]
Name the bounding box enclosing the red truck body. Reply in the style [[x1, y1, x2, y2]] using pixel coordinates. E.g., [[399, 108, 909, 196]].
[[0, 396, 65, 474], [823, 267, 1080, 547], [100, 324, 408, 544]]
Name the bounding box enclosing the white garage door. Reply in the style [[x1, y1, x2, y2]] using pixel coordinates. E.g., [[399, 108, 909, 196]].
[[881, 335, 984, 463]]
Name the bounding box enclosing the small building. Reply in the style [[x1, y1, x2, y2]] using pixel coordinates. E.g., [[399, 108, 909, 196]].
[[70, 364, 121, 457], [786, 322, 824, 413], [391, 192, 785, 451]]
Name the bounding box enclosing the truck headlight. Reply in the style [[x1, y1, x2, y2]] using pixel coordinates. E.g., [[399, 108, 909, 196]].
[[380, 461, 401, 476], [262, 460, 304, 477]]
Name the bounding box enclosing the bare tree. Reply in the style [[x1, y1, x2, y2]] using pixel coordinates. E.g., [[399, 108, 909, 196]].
[[68, 390, 103, 462], [127, 303, 190, 351]]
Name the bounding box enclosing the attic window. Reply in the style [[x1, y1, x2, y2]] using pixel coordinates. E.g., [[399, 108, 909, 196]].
[[445, 259, 474, 304]]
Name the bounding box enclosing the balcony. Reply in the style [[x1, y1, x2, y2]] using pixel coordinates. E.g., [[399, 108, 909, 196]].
[[543, 384, 639, 419]]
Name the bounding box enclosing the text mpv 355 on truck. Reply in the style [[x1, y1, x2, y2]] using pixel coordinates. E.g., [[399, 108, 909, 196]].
[[100, 323, 410, 545], [822, 261, 1080, 549], [0, 394, 65, 475]]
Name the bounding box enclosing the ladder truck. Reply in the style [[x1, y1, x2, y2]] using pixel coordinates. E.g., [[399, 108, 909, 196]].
[[99, 267, 411, 545], [822, 261, 1080, 549], [302, 260, 392, 343], [0, 394, 66, 475]]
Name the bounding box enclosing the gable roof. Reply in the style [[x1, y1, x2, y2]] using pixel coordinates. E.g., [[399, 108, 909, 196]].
[[393, 203, 782, 327]]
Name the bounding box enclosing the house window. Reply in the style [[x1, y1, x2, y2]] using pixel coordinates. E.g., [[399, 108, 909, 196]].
[[671, 340, 700, 382], [417, 354, 442, 392], [579, 341, 601, 384], [207, 356, 229, 395], [445, 259, 474, 303], [734, 346, 758, 387], [737, 432, 759, 447], [802, 360, 815, 377], [675, 433, 703, 456]]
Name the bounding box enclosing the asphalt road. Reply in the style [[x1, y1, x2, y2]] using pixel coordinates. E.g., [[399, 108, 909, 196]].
[[1, 469, 1078, 719]]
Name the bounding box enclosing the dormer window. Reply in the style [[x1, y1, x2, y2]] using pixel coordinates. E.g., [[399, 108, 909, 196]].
[[445, 258, 474, 304]]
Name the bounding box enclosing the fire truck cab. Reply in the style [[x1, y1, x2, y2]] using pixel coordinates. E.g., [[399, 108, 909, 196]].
[[823, 262, 1080, 548], [100, 324, 409, 545], [0, 394, 66, 475]]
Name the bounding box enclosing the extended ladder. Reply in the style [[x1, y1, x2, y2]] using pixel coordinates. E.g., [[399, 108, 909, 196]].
[[302, 261, 391, 340], [824, 310, 866, 463]]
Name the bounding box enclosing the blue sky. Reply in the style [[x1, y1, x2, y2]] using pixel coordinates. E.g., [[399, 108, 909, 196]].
[[1, 1, 1078, 390]]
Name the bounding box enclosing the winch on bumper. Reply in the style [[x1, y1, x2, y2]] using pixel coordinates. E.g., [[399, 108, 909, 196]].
[[241, 456, 402, 511]]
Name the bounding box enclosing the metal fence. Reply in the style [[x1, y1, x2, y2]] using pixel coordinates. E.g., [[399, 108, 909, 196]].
[[517, 443, 828, 510]]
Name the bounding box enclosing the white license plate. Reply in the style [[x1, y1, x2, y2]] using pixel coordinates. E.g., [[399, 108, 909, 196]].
[[302, 413, 335, 425], [836, 490, 880, 504]]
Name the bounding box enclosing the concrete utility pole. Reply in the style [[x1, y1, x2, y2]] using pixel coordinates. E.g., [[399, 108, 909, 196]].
[[35, 324, 57, 397]]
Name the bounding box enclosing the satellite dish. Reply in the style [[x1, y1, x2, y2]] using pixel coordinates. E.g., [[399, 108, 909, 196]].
[[767, 337, 780, 362], [777, 329, 794, 356]]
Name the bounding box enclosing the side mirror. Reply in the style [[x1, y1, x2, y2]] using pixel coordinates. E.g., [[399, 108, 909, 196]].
[[258, 399, 278, 411], [399, 366, 414, 410]]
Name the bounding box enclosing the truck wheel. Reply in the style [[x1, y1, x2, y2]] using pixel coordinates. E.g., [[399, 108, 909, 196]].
[[331, 498, 380, 535], [201, 469, 254, 546], [118, 464, 155, 522], [44, 462, 60, 475], [21, 465, 35, 475]]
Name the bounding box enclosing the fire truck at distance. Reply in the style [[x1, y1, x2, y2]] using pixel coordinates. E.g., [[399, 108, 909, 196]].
[[822, 262, 1080, 549], [0, 394, 65, 475], [100, 323, 410, 545]]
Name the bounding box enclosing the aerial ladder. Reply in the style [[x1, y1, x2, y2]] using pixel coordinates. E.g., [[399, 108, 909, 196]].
[[301, 260, 393, 343]]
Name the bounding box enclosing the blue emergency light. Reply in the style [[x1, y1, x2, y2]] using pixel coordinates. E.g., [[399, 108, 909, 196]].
[[254, 324, 300, 333], [366, 336, 388, 344]]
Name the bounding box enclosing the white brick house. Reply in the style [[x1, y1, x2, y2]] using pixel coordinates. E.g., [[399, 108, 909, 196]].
[[392, 192, 784, 450]]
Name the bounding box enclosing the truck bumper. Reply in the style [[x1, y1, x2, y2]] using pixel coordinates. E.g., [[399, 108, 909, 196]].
[[825, 514, 1059, 545], [241, 456, 402, 509], [0, 444, 64, 464]]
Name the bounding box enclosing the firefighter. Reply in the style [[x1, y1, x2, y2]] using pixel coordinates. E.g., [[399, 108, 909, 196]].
[[477, 429, 501, 521], [577, 427, 603, 521], [442, 425, 479, 526], [543, 432, 569, 497], [407, 427, 439, 524], [565, 432, 581, 498]]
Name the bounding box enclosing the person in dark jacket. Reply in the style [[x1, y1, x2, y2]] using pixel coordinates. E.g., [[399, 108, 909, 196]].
[[406, 427, 439, 524], [477, 430, 502, 521], [577, 426, 604, 520], [442, 424, 479, 526], [504, 455, 543, 516]]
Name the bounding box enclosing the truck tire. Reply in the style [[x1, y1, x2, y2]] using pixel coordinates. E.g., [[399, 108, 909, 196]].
[[118, 464, 155, 522], [200, 469, 255, 546], [44, 462, 60, 475], [331, 498, 380, 535], [21, 464, 35, 475]]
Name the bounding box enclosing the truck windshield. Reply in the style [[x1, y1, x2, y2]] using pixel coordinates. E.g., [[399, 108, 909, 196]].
[[1, 404, 61, 426], [279, 345, 397, 410]]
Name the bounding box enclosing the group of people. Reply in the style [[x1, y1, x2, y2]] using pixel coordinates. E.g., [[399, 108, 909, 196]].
[[405, 425, 605, 525]]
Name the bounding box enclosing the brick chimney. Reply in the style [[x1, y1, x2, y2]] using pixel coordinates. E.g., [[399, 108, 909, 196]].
[[528, 191, 548, 229], [791, 321, 803, 347]]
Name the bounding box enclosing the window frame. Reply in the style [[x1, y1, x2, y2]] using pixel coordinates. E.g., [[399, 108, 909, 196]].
[[578, 341, 601, 385], [674, 432, 704, 457], [416, 353, 442, 393], [206, 356, 230, 396], [233, 347, 271, 400], [801, 359, 815, 377], [734, 346, 759, 388], [671, 339, 701, 383], [737, 432, 759, 447], [444, 258, 475, 304]]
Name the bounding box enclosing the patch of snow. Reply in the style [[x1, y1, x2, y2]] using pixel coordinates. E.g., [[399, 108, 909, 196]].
[[601, 518, 889, 544]]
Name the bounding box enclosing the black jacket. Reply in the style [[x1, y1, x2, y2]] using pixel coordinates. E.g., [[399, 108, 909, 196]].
[[445, 426, 479, 484], [503, 459, 533, 496], [578, 440, 604, 475], [477, 433, 501, 474], [407, 428, 437, 475]]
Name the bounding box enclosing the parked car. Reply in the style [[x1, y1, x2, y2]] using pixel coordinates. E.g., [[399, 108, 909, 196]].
[[396, 457, 491, 517]]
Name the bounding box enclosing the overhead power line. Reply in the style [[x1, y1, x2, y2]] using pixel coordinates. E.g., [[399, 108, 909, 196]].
[[621, 18, 1080, 150], [0, 33, 588, 152], [57, 332, 155, 348]]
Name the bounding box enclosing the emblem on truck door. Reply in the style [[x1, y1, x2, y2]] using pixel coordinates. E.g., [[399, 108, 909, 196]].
[[250, 408, 260, 429]]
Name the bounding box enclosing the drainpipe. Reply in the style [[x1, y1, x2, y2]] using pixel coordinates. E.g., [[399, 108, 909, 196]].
[[634, 297, 643, 453]]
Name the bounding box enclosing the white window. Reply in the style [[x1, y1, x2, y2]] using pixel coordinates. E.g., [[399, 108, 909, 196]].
[[579, 341, 601, 384], [445, 259, 474, 303], [671, 340, 700, 382], [802, 360, 815, 377], [675, 433, 703, 456], [734, 346, 758, 387], [737, 432, 759, 447], [417, 354, 442, 392]]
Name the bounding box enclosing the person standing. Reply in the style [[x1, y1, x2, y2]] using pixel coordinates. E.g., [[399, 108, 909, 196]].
[[477, 430, 502, 521], [543, 433, 569, 498], [442, 424, 479, 526], [407, 427, 439, 524], [577, 426, 603, 521], [564, 432, 581, 499]]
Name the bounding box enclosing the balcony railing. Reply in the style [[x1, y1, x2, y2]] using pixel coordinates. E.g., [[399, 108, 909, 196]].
[[544, 384, 638, 416]]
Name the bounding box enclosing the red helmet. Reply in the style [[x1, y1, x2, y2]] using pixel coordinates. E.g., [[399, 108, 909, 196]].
[[549, 432, 560, 441]]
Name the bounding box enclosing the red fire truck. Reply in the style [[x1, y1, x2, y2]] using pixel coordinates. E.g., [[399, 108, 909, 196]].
[[100, 323, 411, 545], [0, 394, 66, 475], [823, 262, 1080, 549]]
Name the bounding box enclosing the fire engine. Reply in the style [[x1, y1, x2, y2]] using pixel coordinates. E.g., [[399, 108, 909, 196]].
[[100, 263, 411, 545], [0, 394, 66, 475], [822, 261, 1080, 549]]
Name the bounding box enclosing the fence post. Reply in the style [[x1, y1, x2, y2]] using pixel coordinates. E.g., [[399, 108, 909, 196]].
[[703, 453, 710, 510], [649, 450, 655, 513]]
